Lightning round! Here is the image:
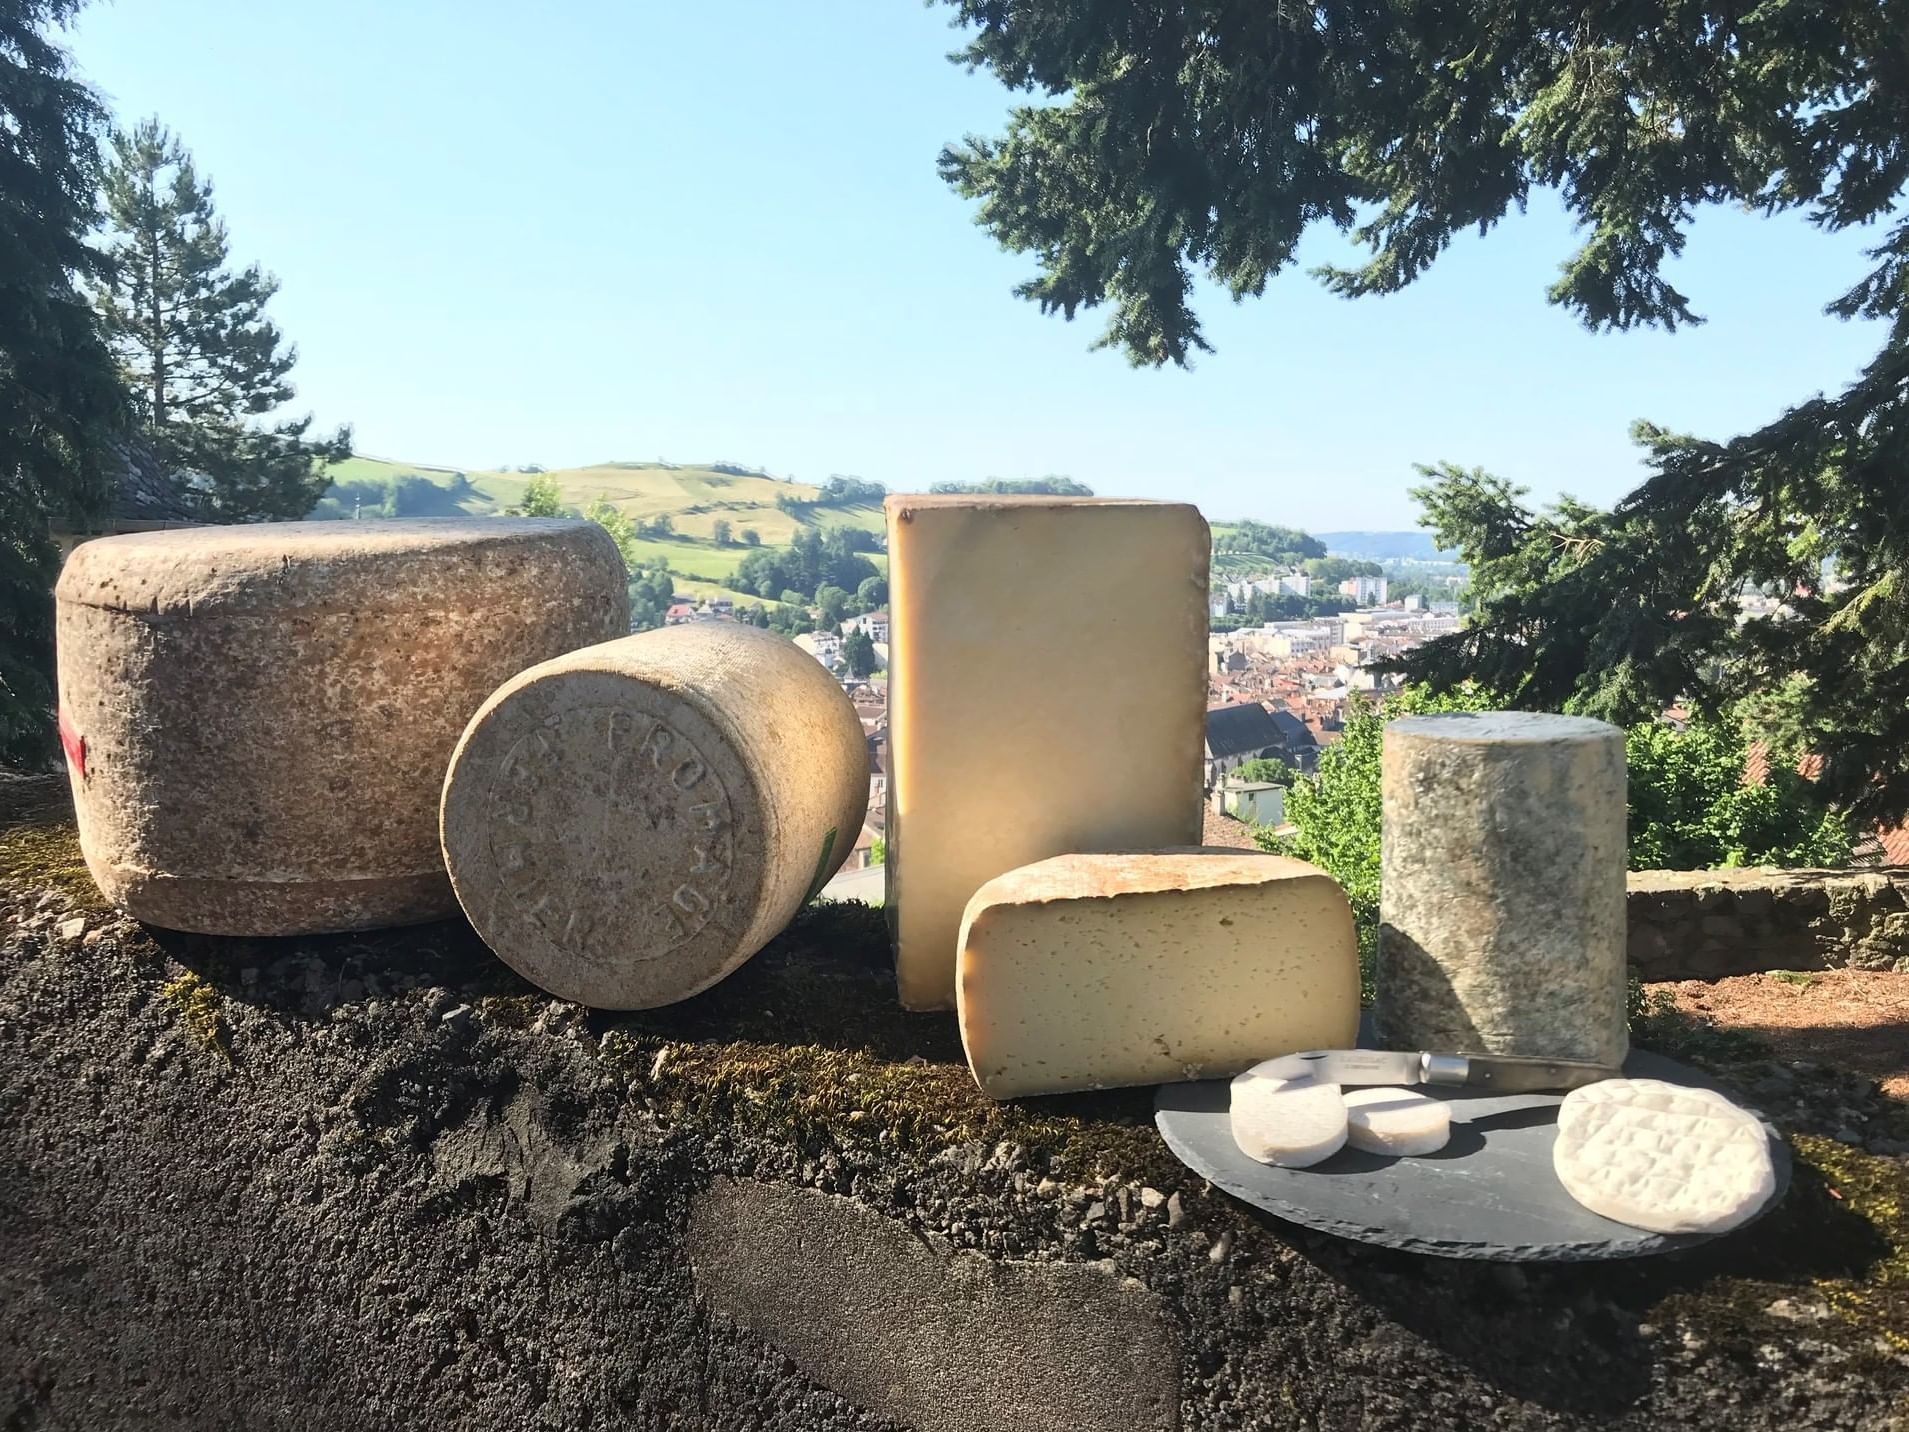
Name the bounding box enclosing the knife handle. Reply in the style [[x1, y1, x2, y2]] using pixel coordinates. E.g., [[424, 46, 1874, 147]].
[[1422, 1054, 1619, 1093]]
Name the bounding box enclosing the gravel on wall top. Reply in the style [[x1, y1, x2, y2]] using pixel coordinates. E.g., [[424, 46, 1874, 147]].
[[2, 774, 1906, 1431]]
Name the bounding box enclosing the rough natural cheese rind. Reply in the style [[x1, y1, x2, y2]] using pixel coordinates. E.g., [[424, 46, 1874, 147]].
[[886, 495, 1210, 1010], [1342, 1087, 1452, 1156], [1552, 1078, 1776, 1234], [1230, 1066, 1348, 1168], [1377, 712, 1630, 1066], [55, 519, 628, 935], [440, 624, 868, 1009], [956, 850, 1360, 1099]]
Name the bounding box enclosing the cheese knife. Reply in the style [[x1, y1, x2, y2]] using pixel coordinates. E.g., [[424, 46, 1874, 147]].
[[1261, 1048, 1620, 1093]]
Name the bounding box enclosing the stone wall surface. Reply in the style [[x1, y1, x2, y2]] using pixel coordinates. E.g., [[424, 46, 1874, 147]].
[[1627, 867, 1909, 981], [3, 778, 1906, 1431]]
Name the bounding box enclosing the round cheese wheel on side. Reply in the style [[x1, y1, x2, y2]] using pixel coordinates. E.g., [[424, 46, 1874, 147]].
[[1552, 1078, 1776, 1234], [440, 624, 868, 1009], [1230, 1064, 1347, 1168], [1342, 1087, 1451, 1156]]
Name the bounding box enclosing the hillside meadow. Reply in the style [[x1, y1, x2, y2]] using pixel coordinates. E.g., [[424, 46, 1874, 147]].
[[311, 456, 886, 605]]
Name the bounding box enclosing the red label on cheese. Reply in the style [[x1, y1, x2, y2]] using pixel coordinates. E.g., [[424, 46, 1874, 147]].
[[58, 709, 85, 777]]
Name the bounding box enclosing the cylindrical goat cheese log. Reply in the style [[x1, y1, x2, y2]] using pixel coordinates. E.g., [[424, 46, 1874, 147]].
[[956, 850, 1361, 1099], [1376, 712, 1628, 1066], [886, 495, 1210, 1010], [440, 624, 868, 1009], [55, 519, 628, 935]]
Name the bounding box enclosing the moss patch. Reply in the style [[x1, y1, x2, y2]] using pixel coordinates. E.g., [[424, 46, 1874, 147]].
[[0, 778, 104, 911], [592, 899, 1180, 1185], [160, 971, 232, 1063], [1797, 1135, 1909, 1350]]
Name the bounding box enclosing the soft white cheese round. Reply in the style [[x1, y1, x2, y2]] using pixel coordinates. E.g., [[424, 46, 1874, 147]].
[[1342, 1087, 1452, 1156], [1553, 1078, 1776, 1234], [1230, 1064, 1348, 1168]]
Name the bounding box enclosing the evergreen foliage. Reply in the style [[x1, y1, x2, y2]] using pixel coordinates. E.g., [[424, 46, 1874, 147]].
[[940, 1, 1909, 820], [1, 0, 126, 766], [94, 117, 347, 519], [734, 527, 880, 605], [842, 628, 879, 679], [626, 566, 673, 632]]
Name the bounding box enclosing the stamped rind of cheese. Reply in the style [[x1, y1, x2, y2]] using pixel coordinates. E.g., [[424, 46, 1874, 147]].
[[1552, 1078, 1776, 1234], [442, 625, 868, 1010]]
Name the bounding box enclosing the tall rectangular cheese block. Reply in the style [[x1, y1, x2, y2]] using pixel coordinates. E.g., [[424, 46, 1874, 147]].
[[956, 851, 1361, 1099], [884, 495, 1209, 1009]]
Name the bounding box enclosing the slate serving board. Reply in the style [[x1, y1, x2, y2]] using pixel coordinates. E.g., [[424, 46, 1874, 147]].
[[1153, 1047, 1792, 1261]]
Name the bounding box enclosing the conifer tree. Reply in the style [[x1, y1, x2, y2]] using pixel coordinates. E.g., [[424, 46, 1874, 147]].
[[94, 117, 347, 520], [937, 0, 1909, 823], [1, 0, 125, 766]]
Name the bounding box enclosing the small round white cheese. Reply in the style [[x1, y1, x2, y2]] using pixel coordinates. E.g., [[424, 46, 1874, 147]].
[[1230, 1063, 1348, 1168], [1342, 1087, 1452, 1156], [1553, 1078, 1776, 1234]]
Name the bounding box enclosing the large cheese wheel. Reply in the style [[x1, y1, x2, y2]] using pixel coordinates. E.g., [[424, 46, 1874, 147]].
[[55, 519, 628, 935], [440, 624, 868, 1008], [955, 850, 1361, 1099]]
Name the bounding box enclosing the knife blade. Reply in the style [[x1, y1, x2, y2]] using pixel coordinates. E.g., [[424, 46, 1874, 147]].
[[1260, 1049, 1620, 1093]]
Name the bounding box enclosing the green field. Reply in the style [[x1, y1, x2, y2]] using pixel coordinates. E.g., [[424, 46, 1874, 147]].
[[312, 455, 886, 605]]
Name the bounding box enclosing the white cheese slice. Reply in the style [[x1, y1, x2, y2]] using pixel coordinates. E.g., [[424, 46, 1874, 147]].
[[1342, 1087, 1452, 1156], [885, 495, 1210, 1010], [1552, 1078, 1776, 1234], [1230, 1064, 1348, 1168], [955, 851, 1361, 1099]]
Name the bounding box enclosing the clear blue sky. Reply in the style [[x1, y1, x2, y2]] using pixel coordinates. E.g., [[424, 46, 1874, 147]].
[[66, 0, 1888, 530]]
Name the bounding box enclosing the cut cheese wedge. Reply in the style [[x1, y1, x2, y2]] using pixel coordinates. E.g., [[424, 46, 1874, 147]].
[[955, 850, 1361, 1099], [1342, 1087, 1451, 1156], [1230, 1066, 1347, 1168], [1553, 1078, 1776, 1234]]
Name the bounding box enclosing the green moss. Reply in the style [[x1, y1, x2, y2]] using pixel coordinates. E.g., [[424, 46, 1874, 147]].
[[592, 899, 1179, 1184], [1795, 1136, 1909, 1350], [1642, 1136, 1907, 1360], [0, 807, 106, 911], [160, 971, 232, 1063], [602, 1030, 1179, 1186]]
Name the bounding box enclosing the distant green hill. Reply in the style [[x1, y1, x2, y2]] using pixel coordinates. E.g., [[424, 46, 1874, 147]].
[[311, 456, 886, 604], [1314, 530, 1456, 561]]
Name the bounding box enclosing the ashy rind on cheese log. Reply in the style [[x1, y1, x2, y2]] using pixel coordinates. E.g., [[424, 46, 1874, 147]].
[[955, 850, 1361, 1099], [885, 494, 1210, 1011]]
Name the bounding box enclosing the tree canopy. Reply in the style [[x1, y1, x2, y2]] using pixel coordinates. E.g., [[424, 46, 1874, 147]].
[[938, 0, 1906, 368], [1, 0, 125, 766], [938, 0, 1909, 824], [95, 118, 348, 519], [734, 527, 880, 605]]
